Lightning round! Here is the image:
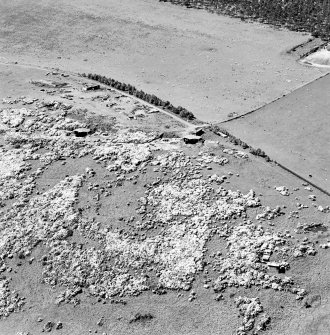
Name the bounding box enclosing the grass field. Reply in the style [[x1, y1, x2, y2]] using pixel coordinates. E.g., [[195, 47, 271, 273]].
[[222, 73, 330, 193], [0, 0, 327, 122]]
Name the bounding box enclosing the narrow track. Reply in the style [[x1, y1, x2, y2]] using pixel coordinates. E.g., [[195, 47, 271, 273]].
[[0, 60, 208, 132], [220, 72, 330, 124]]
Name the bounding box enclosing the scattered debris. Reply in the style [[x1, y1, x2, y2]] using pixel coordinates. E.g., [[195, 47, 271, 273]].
[[235, 296, 270, 335], [275, 186, 289, 196], [42, 321, 55, 332], [83, 84, 101, 91], [97, 317, 104, 327], [213, 224, 293, 293], [196, 151, 229, 165], [55, 322, 63, 330], [188, 290, 196, 302], [308, 194, 316, 201], [256, 206, 283, 221], [0, 278, 25, 318], [293, 242, 317, 257]]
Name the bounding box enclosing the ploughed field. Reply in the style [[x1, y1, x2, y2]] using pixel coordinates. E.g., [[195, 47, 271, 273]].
[[0, 64, 329, 335]]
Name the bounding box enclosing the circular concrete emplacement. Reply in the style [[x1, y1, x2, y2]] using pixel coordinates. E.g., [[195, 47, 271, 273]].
[[301, 45, 330, 68]]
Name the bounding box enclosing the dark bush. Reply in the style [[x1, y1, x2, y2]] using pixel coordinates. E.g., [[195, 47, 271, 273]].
[[129, 313, 154, 324], [242, 142, 249, 149], [250, 147, 267, 157], [179, 109, 195, 120]]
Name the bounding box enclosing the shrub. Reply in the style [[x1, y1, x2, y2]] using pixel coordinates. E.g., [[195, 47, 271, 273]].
[[250, 148, 267, 157]]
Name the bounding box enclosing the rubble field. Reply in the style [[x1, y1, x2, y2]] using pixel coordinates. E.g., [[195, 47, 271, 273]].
[[0, 64, 330, 335]]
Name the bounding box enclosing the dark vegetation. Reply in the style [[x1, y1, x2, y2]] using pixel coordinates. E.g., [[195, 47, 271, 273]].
[[160, 0, 330, 40], [68, 108, 117, 133], [161, 131, 181, 138], [84, 115, 117, 133], [80, 73, 195, 120], [129, 313, 154, 324], [6, 135, 28, 149], [249, 147, 268, 159], [210, 125, 272, 161]]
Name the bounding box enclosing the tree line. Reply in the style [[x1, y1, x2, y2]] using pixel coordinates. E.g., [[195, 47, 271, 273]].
[[160, 0, 330, 39], [80, 73, 195, 120]]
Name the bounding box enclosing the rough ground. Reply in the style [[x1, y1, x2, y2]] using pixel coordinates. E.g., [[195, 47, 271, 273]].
[[0, 0, 328, 122], [0, 64, 329, 335]]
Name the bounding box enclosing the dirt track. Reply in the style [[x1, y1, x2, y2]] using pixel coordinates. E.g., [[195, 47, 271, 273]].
[[0, 0, 328, 122]]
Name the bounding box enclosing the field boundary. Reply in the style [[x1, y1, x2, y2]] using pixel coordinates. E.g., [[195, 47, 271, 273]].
[[219, 72, 330, 124], [209, 126, 330, 197], [0, 60, 206, 131], [275, 162, 330, 196], [81, 73, 197, 122], [286, 38, 328, 59]]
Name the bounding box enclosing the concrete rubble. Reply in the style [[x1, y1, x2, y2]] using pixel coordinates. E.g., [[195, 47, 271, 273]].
[[275, 186, 290, 196], [213, 224, 295, 293], [256, 206, 283, 221], [0, 278, 25, 318], [235, 296, 270, 335], [0, 92, 326, 333]]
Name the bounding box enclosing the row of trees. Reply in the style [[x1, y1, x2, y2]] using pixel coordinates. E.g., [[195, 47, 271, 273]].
[[211, 125, 271, 161], [160, 0, 330, 39], [80, 73, 195, 120]]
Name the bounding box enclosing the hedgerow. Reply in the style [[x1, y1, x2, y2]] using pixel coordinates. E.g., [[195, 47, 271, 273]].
[[210, 125, 272, 161], [80, 73, 195, 120]]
